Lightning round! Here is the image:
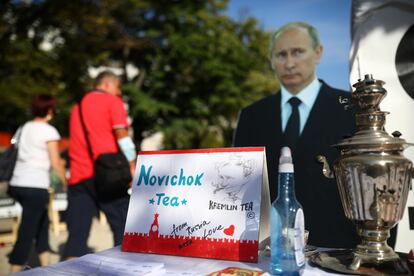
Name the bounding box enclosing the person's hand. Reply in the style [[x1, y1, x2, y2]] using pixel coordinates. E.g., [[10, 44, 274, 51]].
[[59, 158, 66, 167], [61, 175, 68, 188], [58, 158, 68, 188], [129, 160, 136, 188]]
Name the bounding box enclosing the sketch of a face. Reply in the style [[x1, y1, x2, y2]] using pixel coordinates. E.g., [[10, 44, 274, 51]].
[[211, 154, 255, 202]]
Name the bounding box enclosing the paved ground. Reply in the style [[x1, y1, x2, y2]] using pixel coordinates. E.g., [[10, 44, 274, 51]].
[[0, 217, 113, 275]]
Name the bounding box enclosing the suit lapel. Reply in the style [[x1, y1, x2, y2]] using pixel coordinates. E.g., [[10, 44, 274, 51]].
[[296, 83, 331, 151], [266, 93, 283, 150]]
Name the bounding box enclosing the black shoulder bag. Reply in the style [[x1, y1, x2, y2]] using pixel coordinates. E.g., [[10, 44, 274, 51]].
[[0, 127, 22, 181], [78, 101, 132, 202]]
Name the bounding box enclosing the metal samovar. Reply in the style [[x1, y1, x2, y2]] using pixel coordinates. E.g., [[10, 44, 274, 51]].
[[317, 74, 413, 271]]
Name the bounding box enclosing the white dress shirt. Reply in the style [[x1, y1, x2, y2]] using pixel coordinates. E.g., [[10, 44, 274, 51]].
[[280, 78, 321, 134]]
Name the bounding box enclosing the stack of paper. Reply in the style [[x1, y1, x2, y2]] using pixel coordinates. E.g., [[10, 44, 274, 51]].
[[45, 254, 165, 276]]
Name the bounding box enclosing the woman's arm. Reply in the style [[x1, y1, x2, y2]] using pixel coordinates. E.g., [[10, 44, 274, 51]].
[[47, 140, 67, 187]]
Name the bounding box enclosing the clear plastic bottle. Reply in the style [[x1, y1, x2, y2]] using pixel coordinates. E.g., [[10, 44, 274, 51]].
[[270, 147, 305, 275]]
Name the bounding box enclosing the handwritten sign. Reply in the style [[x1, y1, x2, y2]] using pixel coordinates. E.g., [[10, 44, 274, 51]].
[[122, 147, 270, 262]]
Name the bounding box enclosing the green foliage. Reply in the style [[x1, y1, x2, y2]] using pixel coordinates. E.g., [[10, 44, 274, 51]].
[[0, 0, 278, 148]]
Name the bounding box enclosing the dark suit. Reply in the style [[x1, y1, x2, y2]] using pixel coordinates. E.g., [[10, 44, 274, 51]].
[[233, 80, 359, 248]]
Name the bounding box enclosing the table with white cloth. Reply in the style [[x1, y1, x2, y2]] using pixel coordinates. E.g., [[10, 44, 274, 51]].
[[13, 246, 345, 275]]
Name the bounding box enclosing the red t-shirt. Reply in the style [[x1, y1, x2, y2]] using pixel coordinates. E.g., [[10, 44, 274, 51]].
[[68, 91, 129, 185]]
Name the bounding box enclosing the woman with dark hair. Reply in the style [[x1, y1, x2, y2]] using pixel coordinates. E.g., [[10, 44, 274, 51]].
[[8, 94, 66, 272]]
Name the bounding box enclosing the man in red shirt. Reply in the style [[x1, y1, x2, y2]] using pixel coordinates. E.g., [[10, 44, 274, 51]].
[[64, 71, 136, 258]]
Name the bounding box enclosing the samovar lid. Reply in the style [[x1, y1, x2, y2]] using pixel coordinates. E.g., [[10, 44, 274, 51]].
[[333, 74, 414, 151], [334, 130, 413, 151]]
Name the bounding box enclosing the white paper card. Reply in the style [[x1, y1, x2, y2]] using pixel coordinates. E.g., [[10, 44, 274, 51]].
[[122, 147, 270, 262]]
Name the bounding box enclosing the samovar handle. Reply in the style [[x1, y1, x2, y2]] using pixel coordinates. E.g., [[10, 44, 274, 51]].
[[391, 131, 414, 180], [316, 155, 334, 179]]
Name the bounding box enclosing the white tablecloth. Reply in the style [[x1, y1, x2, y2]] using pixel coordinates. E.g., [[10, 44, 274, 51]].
[[14, 246, 345, 275]]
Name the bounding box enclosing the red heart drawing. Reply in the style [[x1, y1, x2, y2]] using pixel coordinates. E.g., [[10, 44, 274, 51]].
[[223, 225, 235, 236]]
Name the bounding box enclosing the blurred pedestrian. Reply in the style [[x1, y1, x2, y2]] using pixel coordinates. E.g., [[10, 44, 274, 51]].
[[64, 71, 136, 259], [8, 94, 66, 273]]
